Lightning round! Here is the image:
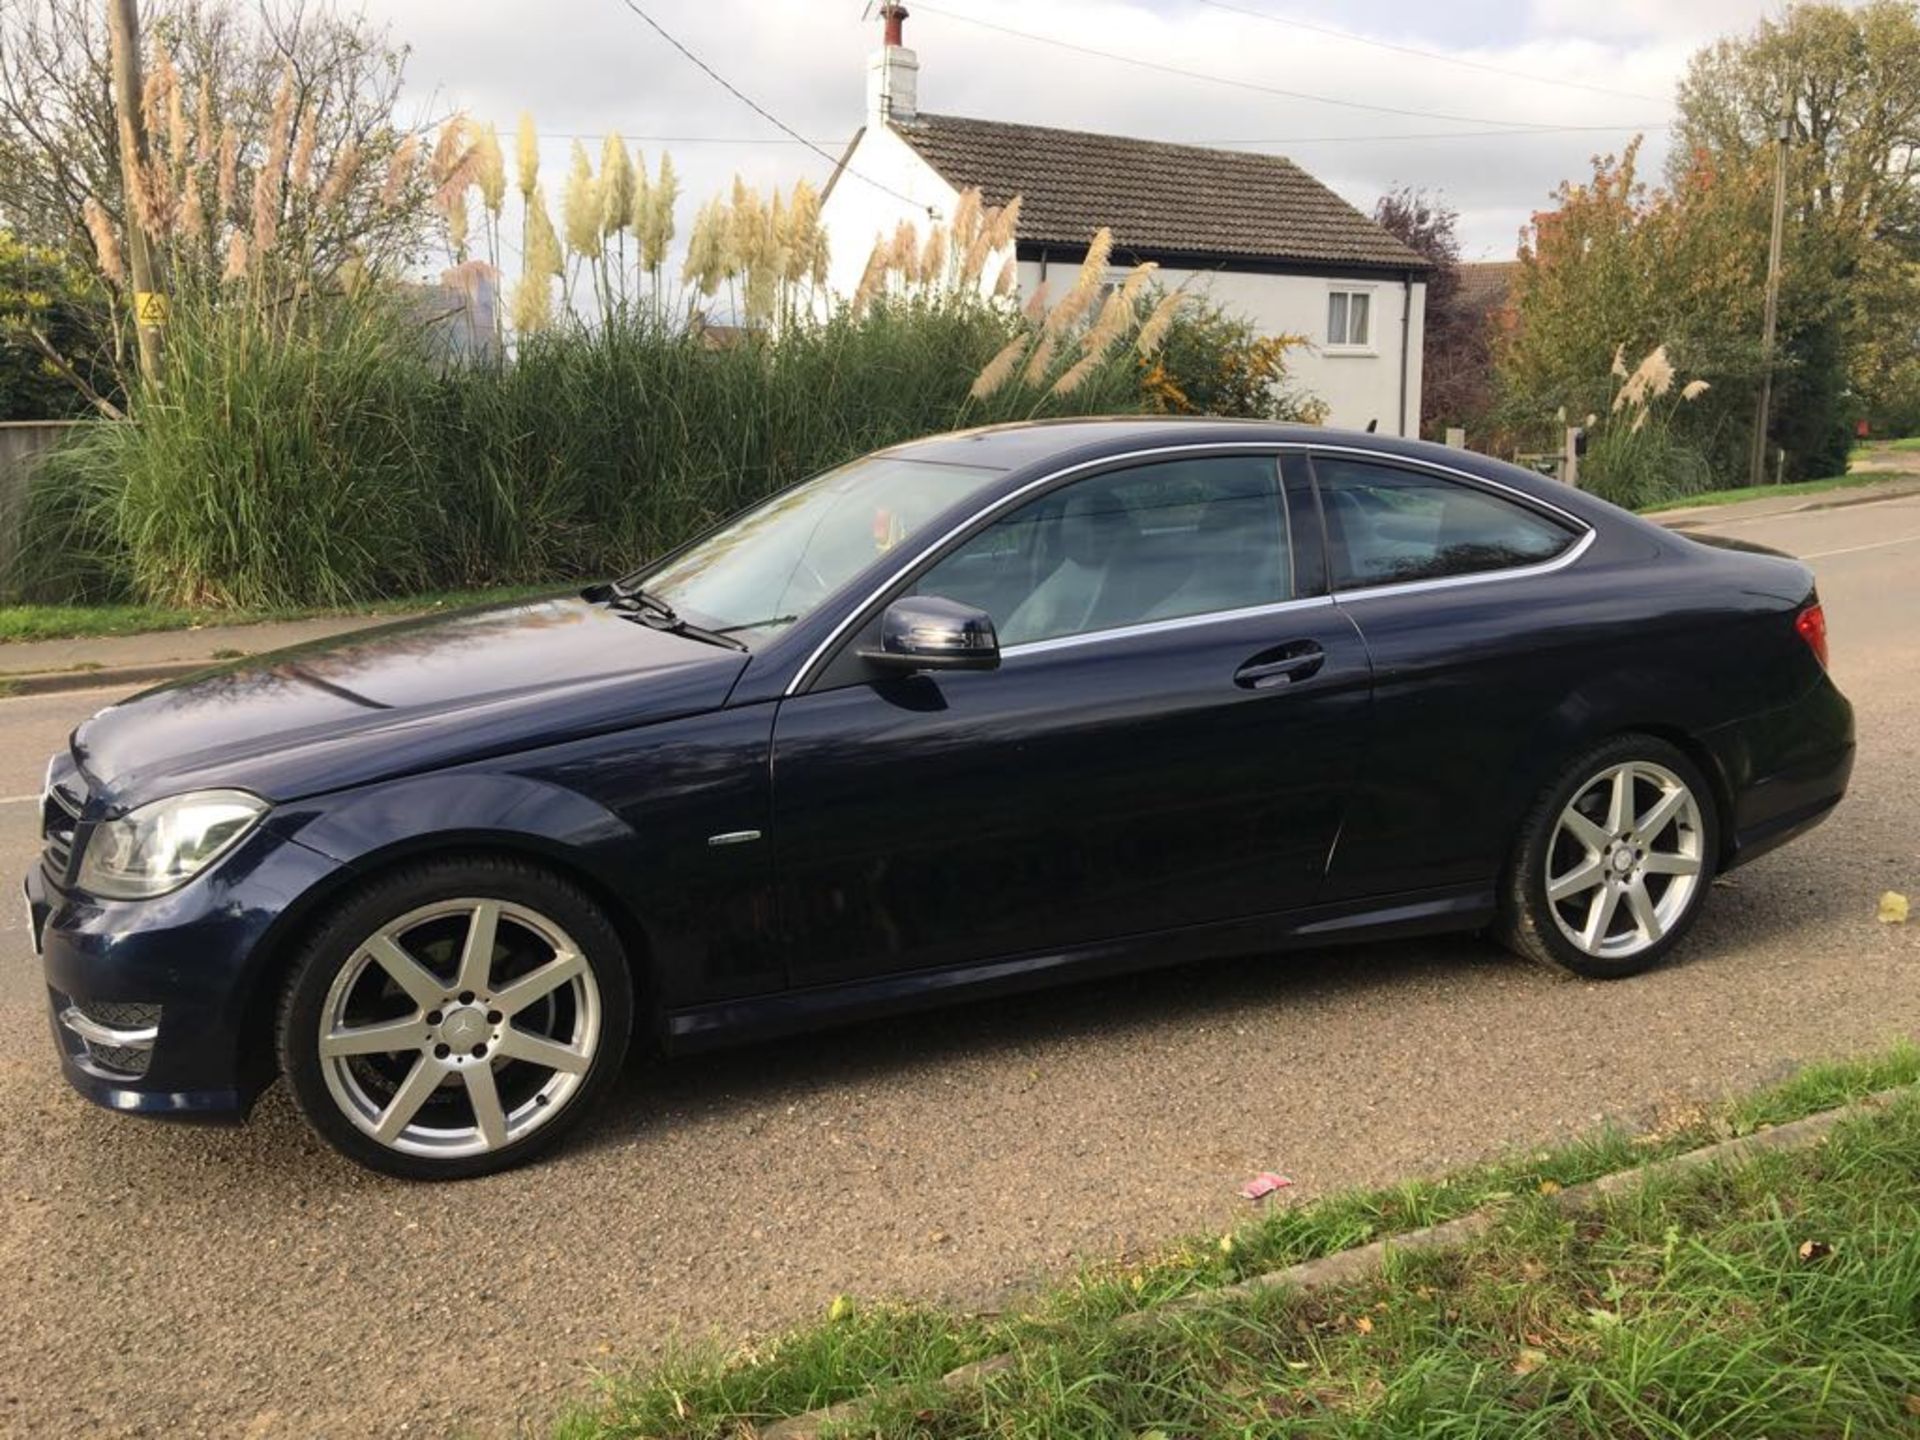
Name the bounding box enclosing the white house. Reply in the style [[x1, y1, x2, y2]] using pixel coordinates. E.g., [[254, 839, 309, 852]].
[[819, 5, 1429, 435]]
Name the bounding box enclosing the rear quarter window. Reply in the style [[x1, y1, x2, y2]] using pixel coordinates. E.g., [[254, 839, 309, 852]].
[[1314, 455, 1578, 590]]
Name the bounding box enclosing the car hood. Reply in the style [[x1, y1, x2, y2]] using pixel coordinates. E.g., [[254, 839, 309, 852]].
[[72, 596, 750, 808]]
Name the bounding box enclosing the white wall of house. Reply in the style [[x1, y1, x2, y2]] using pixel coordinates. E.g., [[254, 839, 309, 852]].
[[1018, 259, 1425, 436], [819, 128, 960, 298]]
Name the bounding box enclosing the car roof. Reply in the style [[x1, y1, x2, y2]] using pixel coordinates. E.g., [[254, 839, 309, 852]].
[[882, 418, 1611, 525]]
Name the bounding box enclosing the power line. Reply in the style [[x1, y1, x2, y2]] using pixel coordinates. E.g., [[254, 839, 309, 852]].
[[515, 123, 1666, 148], [1219, 123, 1670, 145], [605, 0, 930, 209], [1192, 0, 1669, 105], [911, 2, 1668, 134]]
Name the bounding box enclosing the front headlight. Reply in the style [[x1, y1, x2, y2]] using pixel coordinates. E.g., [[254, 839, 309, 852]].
[[77, 789, 268, 899]]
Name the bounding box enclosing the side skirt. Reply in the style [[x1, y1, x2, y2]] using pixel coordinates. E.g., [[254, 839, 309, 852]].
[[660, 886, 1494, 1054]]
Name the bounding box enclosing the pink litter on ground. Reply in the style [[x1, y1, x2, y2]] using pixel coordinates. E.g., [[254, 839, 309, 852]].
[[1239, 1172, 1293, 1201]]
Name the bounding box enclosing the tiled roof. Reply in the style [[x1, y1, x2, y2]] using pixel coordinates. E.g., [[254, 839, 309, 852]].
[[1457, 260, 1521, 313], [892, 112, 1427, 273]]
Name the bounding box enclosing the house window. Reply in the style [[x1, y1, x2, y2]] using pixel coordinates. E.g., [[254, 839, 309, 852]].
[[1327, 288, 1373, 349]]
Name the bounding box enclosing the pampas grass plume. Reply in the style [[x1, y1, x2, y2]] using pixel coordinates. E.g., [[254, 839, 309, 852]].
[[600, 132, 633, 236], [515, 113, 540, 198], [382, 134, 418, 209], [1135, 290, 1186, 357], [971, 333, 1028, 399], [562, 140, 602, 259], [83, 198, 123, 285], [1020, 331, 1057, 386], [475, 123, 506, 215]]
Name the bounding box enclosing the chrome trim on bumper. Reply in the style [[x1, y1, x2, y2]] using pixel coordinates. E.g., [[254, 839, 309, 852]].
[[57, 1005, 160, 1048]]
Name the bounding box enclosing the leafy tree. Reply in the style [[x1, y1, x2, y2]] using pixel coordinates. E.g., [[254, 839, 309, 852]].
[[1372, 186, 1497, 440], [0, 227, 108, 418], [0, 0, 437, 404], [1672, 0, 1920, 442]]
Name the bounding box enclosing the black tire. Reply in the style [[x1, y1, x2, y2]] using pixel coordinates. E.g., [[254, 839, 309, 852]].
[[276, 855, 634, 1180], [1498, 734, 1720, 979]]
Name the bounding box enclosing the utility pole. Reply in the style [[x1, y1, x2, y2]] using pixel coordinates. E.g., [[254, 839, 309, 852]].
[[106, 0, 164, 389], [1749, 113, 1793, 487]]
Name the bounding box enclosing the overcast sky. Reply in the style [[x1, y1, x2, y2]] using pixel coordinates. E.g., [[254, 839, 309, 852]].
[[383, 0, 1794, 264]]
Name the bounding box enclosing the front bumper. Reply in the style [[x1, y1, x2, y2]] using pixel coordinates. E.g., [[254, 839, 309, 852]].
[[27, 825, 344, 1122]]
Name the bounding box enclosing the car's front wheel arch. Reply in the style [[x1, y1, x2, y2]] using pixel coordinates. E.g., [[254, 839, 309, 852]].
[[270, 849, 641, 1178], [234, 834, 659, 1101]]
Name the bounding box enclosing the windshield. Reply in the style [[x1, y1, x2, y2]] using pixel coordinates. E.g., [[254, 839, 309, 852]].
[[631, 454, 1005, 641]]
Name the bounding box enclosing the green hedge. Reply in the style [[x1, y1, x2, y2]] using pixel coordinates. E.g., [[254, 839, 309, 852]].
[[8, 291, 1146, 610]]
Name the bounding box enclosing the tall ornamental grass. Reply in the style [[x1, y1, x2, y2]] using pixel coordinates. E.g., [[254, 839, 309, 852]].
[[14, 110, 1319, 610]]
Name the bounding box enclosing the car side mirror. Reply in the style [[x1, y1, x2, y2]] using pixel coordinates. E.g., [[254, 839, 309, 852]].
[[861, 596, 1000, 673]]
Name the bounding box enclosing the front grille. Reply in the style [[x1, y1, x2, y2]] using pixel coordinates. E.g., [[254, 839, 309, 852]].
[[83, 1041, 153, 1076], [41, 777, 84, 880], [74, 999, 161, 1031], [52, 992, 160, 1079]]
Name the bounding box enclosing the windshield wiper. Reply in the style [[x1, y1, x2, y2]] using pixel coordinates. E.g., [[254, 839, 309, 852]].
[[591, 584, 747, 652], [713, 615, 797, 635]]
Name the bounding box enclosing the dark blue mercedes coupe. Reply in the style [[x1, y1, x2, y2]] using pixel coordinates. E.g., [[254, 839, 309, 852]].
[[27, 420, 1853, 1178]]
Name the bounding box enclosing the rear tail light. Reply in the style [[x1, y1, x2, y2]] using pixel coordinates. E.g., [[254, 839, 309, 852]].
[[1795, 601, 1829, 669]]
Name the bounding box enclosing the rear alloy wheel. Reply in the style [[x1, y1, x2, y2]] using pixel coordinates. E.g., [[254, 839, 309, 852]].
[[1500, 737, 1719, 978], [278, 858, 632, 1179]]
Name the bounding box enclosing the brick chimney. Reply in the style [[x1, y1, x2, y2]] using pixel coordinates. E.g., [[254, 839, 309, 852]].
[[866, 4, 919, 125]]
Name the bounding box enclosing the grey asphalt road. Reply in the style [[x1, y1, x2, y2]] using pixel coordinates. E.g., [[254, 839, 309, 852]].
[[2, 495, 1916, 1439]]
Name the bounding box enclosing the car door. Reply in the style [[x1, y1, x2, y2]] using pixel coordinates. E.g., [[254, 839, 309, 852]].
[[767, 449, 1374, 989], [1305, 448, 1596, 901]]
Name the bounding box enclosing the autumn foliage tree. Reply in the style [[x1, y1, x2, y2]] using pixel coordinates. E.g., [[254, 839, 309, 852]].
[[1372, 186, 1500, 441]]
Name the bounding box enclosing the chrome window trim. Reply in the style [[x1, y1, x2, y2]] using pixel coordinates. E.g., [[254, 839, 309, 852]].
[[1329, 527, 1597, 603], [1304, 443, 1596, 603], [785, 442, 1293, 696], [1304, 443, 1591, 530], [1001, 594, 1336, 660]]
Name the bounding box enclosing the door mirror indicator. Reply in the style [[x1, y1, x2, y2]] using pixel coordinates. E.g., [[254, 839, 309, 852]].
[[863, 596, 1000, 673]]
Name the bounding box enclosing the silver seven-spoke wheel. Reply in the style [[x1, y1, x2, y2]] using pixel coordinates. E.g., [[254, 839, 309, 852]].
[[1545, 761, 1704, 960], [1500, 737, 1719, 979], [318, 899, 601, 1158], [280, 858, 632, 1179]]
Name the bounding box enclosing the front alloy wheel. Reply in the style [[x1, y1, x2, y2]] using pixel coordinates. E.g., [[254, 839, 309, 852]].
[[1500, 736, 1719, 978], [280, 858, 632, 1179]]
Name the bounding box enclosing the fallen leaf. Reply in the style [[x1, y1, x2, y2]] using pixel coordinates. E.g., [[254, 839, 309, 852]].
[[1904, 1393, 1920, 1416], [828, 1294, 854, 1322], [1587, 1308, 1620, 1329], [1513, 1347, 1550, 1376], [1879, 891, 1910, 924], [1797, 1239, 1833, 1262], [1538, 1179, 1563, 1196], [1218, 1233, 1236, 1255], [1354, 1315, 1374, 1335]]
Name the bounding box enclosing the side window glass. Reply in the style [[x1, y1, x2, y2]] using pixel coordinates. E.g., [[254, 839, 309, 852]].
[[917, 455, 1291, 647], [1314, 456, 1576, 591]]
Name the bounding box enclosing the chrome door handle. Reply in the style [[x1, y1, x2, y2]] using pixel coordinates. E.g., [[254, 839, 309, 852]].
[[1234, 642, 1325, 689]]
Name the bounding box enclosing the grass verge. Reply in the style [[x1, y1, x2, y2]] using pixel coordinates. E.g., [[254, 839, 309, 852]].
[[0, 584, 561, 645], [1638, 470, 1900, 514], [557, 1043, 1920, 1440]]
